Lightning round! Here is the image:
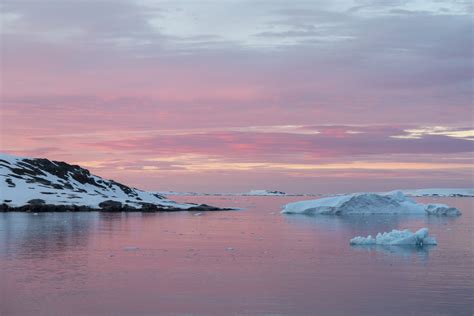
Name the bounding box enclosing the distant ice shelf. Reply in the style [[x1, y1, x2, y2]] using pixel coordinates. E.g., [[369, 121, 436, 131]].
[[350, 228, 437, 246], [244, 190, 288, 196], [398, 188, 473, 197], [159, 188, 473, 197], [158, 190, 308, 197], [281, 191, 461, 216]]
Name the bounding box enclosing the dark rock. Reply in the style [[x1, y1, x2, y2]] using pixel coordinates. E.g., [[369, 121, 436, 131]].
[[153, 193, 166, 199], [27, 199, 46, 205], [109, 180, 137, 196], [187, 204, 228, 211], [122, 205, 139, 212], [0, 201, 232, 213], [99, 200, 123, 211], [75, 205, 95, 212], [138, 202, 158, 212], [8, 174, 24, 180]]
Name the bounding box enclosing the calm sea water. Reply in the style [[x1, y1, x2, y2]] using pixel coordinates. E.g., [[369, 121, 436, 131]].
[[0, 196, 472, 316]]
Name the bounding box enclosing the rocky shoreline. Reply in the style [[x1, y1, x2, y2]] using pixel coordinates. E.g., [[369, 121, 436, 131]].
[[0, 199, 232, 213]]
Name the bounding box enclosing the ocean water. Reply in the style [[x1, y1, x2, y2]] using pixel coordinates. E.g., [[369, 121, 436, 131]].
[[0, 196, 472, 315]]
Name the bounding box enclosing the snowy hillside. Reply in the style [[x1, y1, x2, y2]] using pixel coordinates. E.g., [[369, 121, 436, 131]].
[[282, 191, 461, 216], [0, 153, 226, 212]]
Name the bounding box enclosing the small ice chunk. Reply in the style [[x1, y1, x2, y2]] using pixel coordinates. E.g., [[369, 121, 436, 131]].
[[350, 228, 437, 246], [424, 204, 461, 216]]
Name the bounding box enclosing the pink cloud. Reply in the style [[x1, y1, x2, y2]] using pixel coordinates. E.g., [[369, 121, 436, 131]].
[[1, 1, 472, 193]]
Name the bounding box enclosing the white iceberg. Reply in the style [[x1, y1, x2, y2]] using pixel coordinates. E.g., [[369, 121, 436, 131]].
[[281, 191, 461, 216], [350, 228, 437, 246]]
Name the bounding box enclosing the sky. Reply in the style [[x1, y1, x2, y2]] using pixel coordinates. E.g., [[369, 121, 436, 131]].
[[0, 0, 473, 193]]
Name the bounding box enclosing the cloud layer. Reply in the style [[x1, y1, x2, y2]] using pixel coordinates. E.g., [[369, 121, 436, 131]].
[[0, 0, 472, 192]]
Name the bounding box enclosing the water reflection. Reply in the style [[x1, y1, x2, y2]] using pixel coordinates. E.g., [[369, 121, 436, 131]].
[[0, 212, 99, 259], [0, 197, 471, 316], [282, 213, 458, 229], [280, 207, 462, 262], [350, 244, 435, 261], [0, 212, 165, 260]]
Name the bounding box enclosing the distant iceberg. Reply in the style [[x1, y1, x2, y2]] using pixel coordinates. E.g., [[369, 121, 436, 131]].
[[350, 228, 437, 246], [399, 188, 473, 197], [281, 191, 461, 216], [245, 190, 287, 196], [157, 189, 307, 197]]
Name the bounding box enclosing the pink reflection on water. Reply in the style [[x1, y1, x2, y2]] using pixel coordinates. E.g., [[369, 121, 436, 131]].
[[0, 196, 472, 315]]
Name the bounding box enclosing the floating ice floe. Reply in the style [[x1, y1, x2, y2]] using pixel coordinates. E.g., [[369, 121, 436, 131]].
[[350, 228, 437, 246], [281, 191, 461, 216]]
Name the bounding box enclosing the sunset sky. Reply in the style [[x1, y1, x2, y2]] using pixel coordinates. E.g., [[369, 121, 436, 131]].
[[0, 0, 472, 193]]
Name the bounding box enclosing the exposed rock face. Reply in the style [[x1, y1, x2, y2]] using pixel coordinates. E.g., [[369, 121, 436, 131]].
[[0, 153, 231, 213]]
